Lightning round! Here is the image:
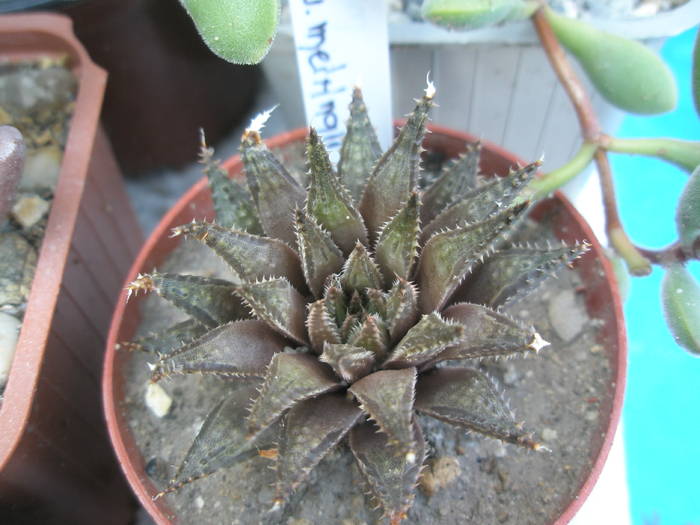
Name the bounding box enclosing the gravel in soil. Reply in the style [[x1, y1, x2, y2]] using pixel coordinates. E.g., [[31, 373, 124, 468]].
[[122, 184, 615, 524], [0, 57, 76, 398]]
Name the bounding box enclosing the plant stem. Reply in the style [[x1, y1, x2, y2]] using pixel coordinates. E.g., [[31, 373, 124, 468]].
[[532, 7, 600, 141], [601, 136, 700, 172], [594, 149, 652, 275], [528, 142, 596, 199]]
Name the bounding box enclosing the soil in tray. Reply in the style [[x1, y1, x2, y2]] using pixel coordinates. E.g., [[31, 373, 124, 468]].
[[121, 165, 614, 524], [0, 57, 77, 400]]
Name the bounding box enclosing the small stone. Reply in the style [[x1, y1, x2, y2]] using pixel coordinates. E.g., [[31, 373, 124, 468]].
[[19, 145, 62, 191], [547, 289, 587, 342], [145, 382, 172, 418], [11, 194, 50, 230], [0, 232, 37, 306], [0, 311, 21, 388], [585, 410, 597, 421], [195, 495, 204, 510], [421, 456, 461, 496], [541, 428, 558, 441], [590, 344, 603, 353]]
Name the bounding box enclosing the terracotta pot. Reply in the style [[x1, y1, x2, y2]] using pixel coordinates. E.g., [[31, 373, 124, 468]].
[[0, 12, 140, 523], [103, 125, 626, 525]]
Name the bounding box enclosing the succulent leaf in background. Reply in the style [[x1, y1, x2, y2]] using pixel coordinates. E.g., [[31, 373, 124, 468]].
[[124, 87, 589, 523]]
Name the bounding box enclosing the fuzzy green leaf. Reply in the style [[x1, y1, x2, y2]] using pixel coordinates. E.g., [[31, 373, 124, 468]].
[[235, 278, 308, 345], [385, 278, 420, 343], [337, 87, 383, 202], [349, 368, 417, 455], [360, 90, 433, 240], [173, 221, 305, 292], [676, 165, 700, 255], [365, 288, 388, 318], [341, 242, 384, 292], [127, 272, 247, 328], [180, 0, 280, 65], [241, 129, 306, 245], [662, 264, 700, 355], [421, 161, 538, 242], [545, 7, 677, 114], [416, 367, 540, 449], [246, 352, 342, 438], [119, 318, 207, 355], [375, 192, 421, 282], [200, 139, 262, 233], [416, 202, 529, 313], [307, 299, 341, 353], [157, 388, 274, 498], [349, 421, 425, 525], [274, 394, 363, 508], [320, 343, 376, 383], [305, 129, 368, 254], [383, 313, 464, 369], [294, 209, 344, 297], [422, 0, 528, 30], [150, 320, 287, 382], [440, 302, 546, 361], [421, 142, 481, 225], [454, 241, 590, 307]]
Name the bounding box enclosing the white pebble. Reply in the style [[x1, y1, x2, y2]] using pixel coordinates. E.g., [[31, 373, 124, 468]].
[[195, 495, 204, 510], [0, 312, 21, 388], [145, 382, 172, 418], [11, 194, 50, 229], [542, 428, 558, 441]]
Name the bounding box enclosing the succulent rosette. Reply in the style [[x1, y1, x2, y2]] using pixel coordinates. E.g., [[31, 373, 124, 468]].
[[124, 85, 587, 524]]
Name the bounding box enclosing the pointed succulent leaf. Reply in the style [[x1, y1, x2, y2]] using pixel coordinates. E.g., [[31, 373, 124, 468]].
[[294, 209, 344, 297], [439, 302, 547, 361], [150, 320, 287, 382], [347, 315, 389, 360], [274, 394, 363, 507], [385, 278, 420, 343], [127, 272, 247, 328], [157, 389, 273, 498], [241, 128, 306, 245], [305, 129, 368, 254], [320, 343, 376, 383], [662, 264, 700, 354], [360, 89, 434, 240], [235, 278, 308, 345], [455, 241, 590, 307], [416, 367, 540, 449], [173, 221, 305, 291], [307, 298, 341, 353], [421, 141, 481, 224], [119, 318, 207, 354], [324, 276, 347, 325], [340, 242, 384, 292], [339, 313, 361, 341], [416, 202, 529, 313], [337, 87, 383, 202], [383, 312, 464, 369], [365, 288, 387, 318], [349, 421, 426, 525], [375, 192, 421, 282], [200, 138, 263, 233], [246, 352, 342, 438], [421, 161, 539, 242], [349, 368, 417, 455]]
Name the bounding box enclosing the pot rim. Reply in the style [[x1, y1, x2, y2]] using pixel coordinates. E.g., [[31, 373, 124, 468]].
[[103, 124, 626, 525]]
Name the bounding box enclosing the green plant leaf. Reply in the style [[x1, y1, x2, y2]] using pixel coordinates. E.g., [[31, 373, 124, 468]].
[[662, 264, 700, 355], [422, 0, 529, 30], [545, 7, 677, 115], [180, 0, 280, 65], [676, 165, 700, 255]]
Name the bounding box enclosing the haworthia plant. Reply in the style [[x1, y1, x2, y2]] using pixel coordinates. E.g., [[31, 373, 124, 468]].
[[125, 86, 588, 522]]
